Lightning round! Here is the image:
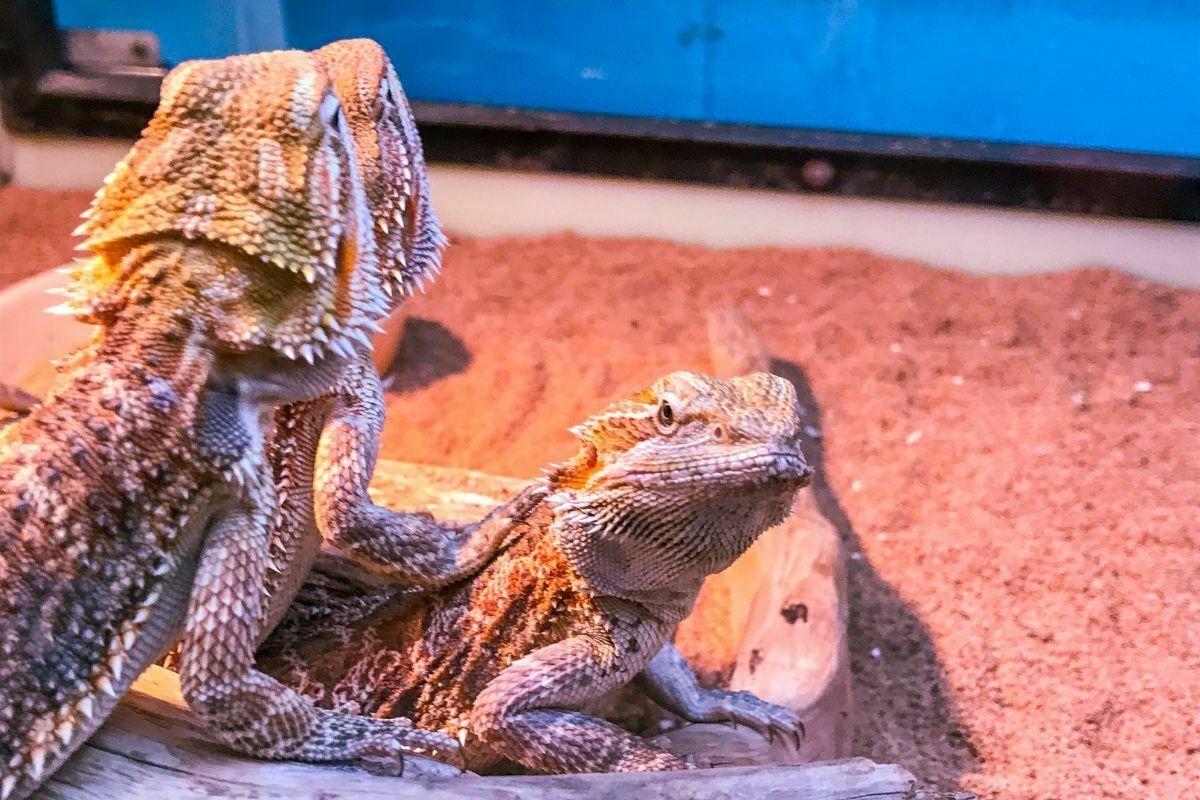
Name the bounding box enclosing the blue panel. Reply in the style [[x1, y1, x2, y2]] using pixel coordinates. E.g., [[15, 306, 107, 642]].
[[54, 0, 284, 65], [707, 1, 1200, 157], [50, 0, 1200, 157], [283, 0, 707, 119]]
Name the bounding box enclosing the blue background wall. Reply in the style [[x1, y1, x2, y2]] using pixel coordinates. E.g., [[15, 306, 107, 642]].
[[53, 0, 1200, 158]]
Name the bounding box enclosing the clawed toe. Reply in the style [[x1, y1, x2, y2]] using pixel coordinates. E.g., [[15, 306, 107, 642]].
[[717, 693, 805, 752], [767, 715, 804, 751], [360, 719, 463, 772]]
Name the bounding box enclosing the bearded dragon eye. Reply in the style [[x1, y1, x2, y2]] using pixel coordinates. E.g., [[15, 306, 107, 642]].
[[377, 79, 395, 119], [656, 399, 676, 432], [318, 95, 344, 133], [382, 72, 403, 107]]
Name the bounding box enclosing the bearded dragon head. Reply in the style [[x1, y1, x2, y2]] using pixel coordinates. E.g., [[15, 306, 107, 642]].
[[314, 38, 446, 308], [61, 48, 389, 362], [547, 371, 812, 598]]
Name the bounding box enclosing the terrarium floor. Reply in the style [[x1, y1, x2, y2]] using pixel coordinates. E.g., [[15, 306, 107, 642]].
[[2, 185, 1197, 800]]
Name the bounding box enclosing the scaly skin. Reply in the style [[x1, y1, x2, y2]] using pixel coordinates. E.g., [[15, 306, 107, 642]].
[[0, 48, 457, 800], [257, 40, 523, 644], [259, 371, 812, 774]]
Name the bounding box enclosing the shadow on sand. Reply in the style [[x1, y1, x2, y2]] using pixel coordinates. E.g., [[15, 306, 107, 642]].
[[381, 317, 472, 393], [772, 357, 979, 791]]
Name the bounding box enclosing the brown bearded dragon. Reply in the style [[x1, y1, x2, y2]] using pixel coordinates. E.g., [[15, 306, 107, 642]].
[[0, 48, 459, 800], [258, 371, 813, 775], [0, 38, 515, 645]]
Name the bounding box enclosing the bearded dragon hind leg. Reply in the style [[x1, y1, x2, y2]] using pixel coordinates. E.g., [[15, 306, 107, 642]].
[[176, 478, 462, 771]]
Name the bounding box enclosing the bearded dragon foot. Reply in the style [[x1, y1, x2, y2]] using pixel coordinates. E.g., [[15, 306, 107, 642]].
[[634, 643, 804, 751], [705, 689, 805, 750], [289, 706, 465, 773], [186, 671, 463, 772]]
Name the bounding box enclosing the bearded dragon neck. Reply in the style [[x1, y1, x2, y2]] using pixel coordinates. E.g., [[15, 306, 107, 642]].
[[545, 491, 702, 624]]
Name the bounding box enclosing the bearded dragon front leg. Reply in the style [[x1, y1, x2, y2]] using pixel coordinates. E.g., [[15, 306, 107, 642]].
[[177, 468, 460, 769], [312, 356, 543, 587], [469, 627, 691, 774], [635, 643, 804, 748]]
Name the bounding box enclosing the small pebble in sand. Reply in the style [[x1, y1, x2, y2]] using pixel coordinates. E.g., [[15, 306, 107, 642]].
[[889, 342, 902, 353], [950, 375, 964, 386], [803, 424, 822, 439], [1071, 391, 1088, 409], [849, 551, 863, 561], [906, 429, 924, 445], [870, 647, 883, 659], [1133, 380, 1153, 393], [851, 479, 863, 493], [757, 285, 772, 297]]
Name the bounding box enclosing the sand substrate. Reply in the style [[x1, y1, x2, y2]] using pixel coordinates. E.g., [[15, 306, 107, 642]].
[[1, 185, 1197, 799]]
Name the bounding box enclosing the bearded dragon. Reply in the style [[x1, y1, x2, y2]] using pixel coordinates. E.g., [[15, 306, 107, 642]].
[[259, 371, 812, 774], [0, 48, 458, 800], [0, 38, 512, 637]]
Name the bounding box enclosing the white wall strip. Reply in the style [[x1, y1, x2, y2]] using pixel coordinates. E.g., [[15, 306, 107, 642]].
[[9, 134, 1199, 288]]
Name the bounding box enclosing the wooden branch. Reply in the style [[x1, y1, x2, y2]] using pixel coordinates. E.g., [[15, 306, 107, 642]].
[[42, 667, 915, 800]]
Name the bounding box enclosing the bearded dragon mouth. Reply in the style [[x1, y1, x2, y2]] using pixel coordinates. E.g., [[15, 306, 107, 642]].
[[612, 450, 812, 490]]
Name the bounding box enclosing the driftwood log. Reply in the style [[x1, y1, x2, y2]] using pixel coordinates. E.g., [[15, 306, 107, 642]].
[[40, 665, 913, 800]]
